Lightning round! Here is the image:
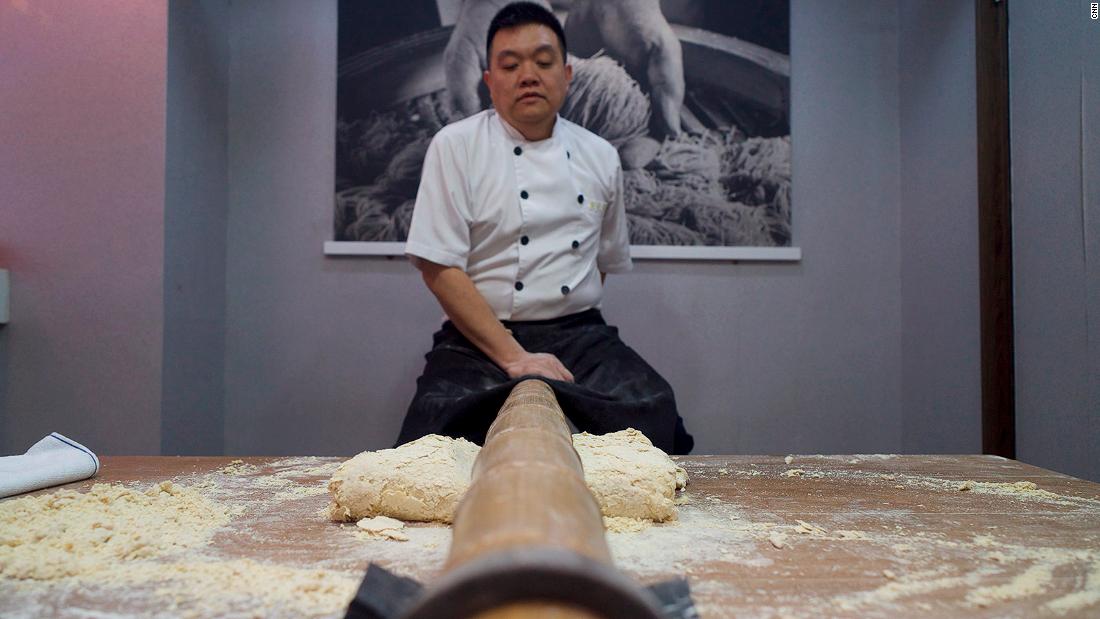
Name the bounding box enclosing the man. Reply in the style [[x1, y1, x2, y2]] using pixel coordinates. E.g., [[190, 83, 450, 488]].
[[398, 2, 694, 454], [442, 0, 552, 120], [443, 0, 684, 139]]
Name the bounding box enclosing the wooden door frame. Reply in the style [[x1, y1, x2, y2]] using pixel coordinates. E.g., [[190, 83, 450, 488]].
[[975, 0, 1015, 458]]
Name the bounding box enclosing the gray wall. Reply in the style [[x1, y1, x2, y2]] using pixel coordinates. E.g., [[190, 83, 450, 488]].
[[219, 0, 981, 456], [223, 1, 440, 455], [163, 0, 230, 455], [0, 1, 168, 455], [610, 0, 908, 454], [1011, 0, 1100, 482], [3, 1, 998, 464], [898, 0, 981, 452]]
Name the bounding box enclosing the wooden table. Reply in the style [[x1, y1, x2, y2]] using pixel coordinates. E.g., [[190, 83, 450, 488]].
[[2, 455, 1099, 618]]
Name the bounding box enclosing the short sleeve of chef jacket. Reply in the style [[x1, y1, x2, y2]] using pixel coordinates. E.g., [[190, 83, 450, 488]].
[[405, 130, 471, 270], [597, 159, 633, 274]]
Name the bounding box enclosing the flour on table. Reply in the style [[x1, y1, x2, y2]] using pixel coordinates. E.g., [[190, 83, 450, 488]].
[[966, 563, 1054, 607], [603, 516, 653, 533], [0, 481, 238, 581], [769, 532, 787, 549], [795, 520, 828, 536], [218, 459, 260, 475], [356, 516, 409, 541]]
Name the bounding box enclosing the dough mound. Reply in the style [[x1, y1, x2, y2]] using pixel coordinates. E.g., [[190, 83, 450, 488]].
[[573, 428, 686, 522], [328, 429, 686, 524], [328, 435, 479, 523]]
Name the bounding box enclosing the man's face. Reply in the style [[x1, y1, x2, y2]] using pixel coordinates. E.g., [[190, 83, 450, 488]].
[[483, 23, 572, 138]]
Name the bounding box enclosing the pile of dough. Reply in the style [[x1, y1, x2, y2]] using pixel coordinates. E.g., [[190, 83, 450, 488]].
[[328, 435, 478, 523], [328, 428, 686, 524], [573, 428, 687, 522]]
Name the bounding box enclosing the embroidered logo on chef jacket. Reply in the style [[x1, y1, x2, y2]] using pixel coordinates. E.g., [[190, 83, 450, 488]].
[[507, 128, 604, 318]]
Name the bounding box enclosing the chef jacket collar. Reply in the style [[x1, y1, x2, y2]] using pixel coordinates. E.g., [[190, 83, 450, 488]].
[[495, 111, 565, 145]]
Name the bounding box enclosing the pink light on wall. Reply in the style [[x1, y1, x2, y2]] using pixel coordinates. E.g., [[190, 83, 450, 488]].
[[0, 0, 169, 454]]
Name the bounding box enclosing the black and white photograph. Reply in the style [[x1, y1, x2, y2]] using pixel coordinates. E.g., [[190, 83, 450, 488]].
[[332, 0, 791, 257]]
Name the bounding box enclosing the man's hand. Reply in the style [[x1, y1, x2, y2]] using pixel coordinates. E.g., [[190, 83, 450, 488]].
[[500, 351, 574, 383], [564, 0, 685, 139], [417, 260, 575, 383]]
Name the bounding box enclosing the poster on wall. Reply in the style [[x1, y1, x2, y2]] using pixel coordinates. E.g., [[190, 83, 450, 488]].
[[326, 0, 798, 261]]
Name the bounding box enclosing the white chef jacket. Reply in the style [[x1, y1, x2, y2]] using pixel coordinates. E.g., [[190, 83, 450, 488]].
[[405, 109, 633, 321]]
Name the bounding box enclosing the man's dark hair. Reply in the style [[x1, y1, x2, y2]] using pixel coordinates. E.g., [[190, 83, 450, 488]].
[[486, 2, 567, 63]]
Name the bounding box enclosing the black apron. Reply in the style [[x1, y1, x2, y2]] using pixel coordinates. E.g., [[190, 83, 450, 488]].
[[396, 309, 695, 454]]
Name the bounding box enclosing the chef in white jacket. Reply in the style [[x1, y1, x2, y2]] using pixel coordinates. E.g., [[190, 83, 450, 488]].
[[399, 1, 694, 454]]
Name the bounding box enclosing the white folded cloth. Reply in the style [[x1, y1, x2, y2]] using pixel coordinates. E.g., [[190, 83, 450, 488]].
[[0, 433, 100, 498]]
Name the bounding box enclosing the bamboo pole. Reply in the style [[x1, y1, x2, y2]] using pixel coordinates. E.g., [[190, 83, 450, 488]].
[[447, 379, 611, 619]]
